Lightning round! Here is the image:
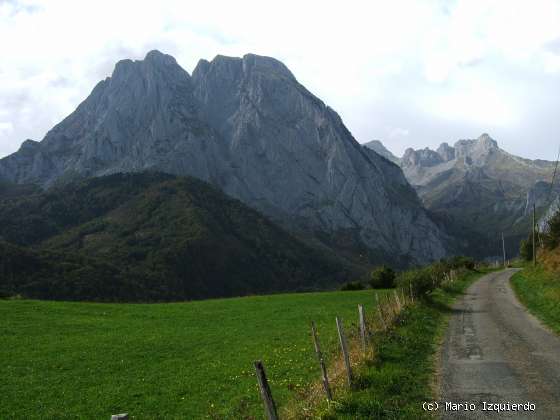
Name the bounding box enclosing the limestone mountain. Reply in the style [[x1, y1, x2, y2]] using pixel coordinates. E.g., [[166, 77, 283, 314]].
[[399, 133, 558, 258], [540, 195, 560, 231], [362, 140, 400, 164], [0, 50, 448, 265]]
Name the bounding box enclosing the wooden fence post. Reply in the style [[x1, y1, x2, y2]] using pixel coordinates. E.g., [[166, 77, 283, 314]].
[[111, 415, 128, 420], [384, 294, 395, 322], [311, 321, 333, 401], [394, 290, 402, 313], [358, 305, 367, 355], [409, 282, 414, 304], [336, 316, 353, 389], [375, 294, 387, 330], [254, 360, 279, 420]]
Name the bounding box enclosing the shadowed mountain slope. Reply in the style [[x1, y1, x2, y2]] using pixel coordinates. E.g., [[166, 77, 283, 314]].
[[0, 172, 361, 301]]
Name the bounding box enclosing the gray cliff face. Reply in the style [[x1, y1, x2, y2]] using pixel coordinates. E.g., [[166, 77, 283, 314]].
[[437, 142, 455, 162], [0, 50, 448, 264], [525, 181, 559, 215], [402, 147, 444, 169], [540, 196, 560, 231]]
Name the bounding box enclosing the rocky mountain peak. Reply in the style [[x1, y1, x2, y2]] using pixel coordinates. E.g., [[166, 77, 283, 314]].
[[194, 55, 242, 79], [242, 53, 296, 80], [19, 139, 39, 150], [362, 140, 400, 164], [111, 50, 188, 85], [454, 133, 499, 163], [144, 49, 178, 65], [477, 132, 497, 147], [401, 147, 443, 168], [0, 50, 449, 265], [193, 53, 296, 85], [436, 142, 455, 162]]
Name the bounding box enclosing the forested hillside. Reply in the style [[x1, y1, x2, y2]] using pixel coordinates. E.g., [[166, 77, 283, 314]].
[[0, 173, 361, 301]]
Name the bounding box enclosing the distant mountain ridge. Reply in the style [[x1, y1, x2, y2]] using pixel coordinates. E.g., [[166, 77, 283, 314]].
[[370, 134, 558, 257], [0, 50, 448, 265], [362, 140, 400, 164]]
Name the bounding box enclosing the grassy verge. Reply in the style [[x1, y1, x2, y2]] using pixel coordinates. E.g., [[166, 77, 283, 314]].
[[511, 266, 560, 335], [0, 290, 383, 419], [312, 268, 493, 419]]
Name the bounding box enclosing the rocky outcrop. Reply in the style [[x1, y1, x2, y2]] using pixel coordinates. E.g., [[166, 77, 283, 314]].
[[402, 147, 443, 168], [0, 50, 449, 265], [362, 140, 400, 164], [437, 142, 455, 162], [540, 196, 560, 231]]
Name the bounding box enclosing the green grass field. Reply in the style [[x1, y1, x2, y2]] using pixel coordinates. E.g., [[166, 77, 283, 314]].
[[511, 266, 560, 335], [0, 290, 378, 419]]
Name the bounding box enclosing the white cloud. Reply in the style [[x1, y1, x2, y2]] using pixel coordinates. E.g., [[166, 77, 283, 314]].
[[388, 127, 410, 139], [1, 0, 560, 160], [0, 122, 14, 133]]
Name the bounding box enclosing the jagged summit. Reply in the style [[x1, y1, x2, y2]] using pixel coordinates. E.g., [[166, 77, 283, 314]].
[[144, 49, 176, 63], [402, 147, 443, 168], [112, 49, 188, 82], [454, 133, 499, 160], [477, 132, 496, 144], [19, 139, 39, 150], [193, 53, 296, 84], [402, 133, 500, 171], [398, 132, 557, 259], [0, 50, 448, 264], [362, 140, 400, 164], [436, 142, 455, 162]]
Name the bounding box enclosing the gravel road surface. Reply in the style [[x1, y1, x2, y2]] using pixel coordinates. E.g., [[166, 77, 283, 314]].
[[439, 269, 560, 419]]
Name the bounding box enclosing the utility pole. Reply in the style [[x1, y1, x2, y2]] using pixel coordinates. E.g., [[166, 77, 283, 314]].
[[502, 232, 506, 268], [533, 203, 536, 267]]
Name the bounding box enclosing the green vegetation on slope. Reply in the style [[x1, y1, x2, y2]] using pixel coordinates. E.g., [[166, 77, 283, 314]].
[[511, 265, 560, 335], [0, 172, 362, 301], [0, 179, 40, 199], [512, 207, 560, 334], [0, 289, 377, 419], [322, 268, 491, 419]]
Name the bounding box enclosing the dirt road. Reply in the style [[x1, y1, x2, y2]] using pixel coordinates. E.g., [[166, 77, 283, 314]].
[[439, 269, 560, 419]]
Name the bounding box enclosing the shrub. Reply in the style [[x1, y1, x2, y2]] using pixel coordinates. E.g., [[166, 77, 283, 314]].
[[444, 256, 475, 271], [396, 267, 435, 297], [396, 259, 472, 297], [519, 238, 533, 261], [369, 265, 396, 289], [340, 281, 365, 291], [544, 210, 560, 250]]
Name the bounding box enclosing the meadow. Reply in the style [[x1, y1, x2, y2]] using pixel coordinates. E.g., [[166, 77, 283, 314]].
[[0, 290, 376, 419], [511, 265, 560, 335]]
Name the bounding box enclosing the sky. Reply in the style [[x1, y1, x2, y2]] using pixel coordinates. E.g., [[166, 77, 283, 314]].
[[1, 0, 560, 160]]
